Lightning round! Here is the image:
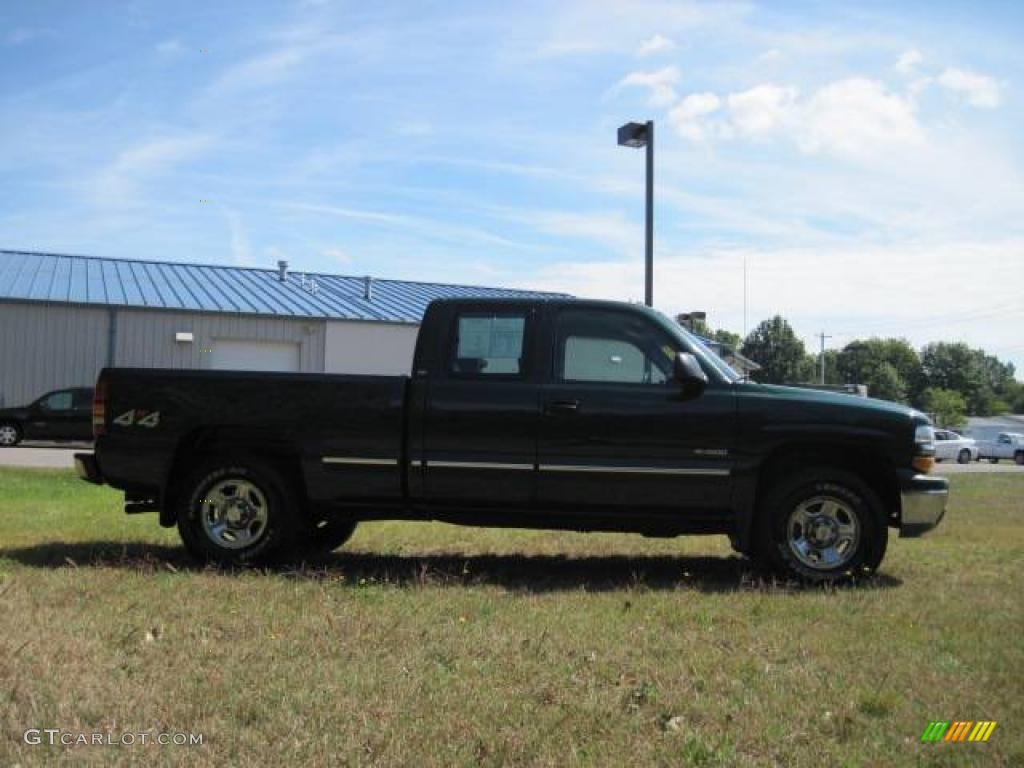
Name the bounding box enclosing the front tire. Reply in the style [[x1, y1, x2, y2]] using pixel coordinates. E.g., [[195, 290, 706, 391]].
[[756, 467, 887, 583], [1015, 451, 1024, 466], [957, 449, 971, 464], [176, 459, 299, 566], [0, 423, 22, 447]]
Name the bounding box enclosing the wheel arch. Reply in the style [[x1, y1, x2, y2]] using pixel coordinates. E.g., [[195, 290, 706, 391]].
[[160, 426, 308, 527], [735, 441, 900, 552]]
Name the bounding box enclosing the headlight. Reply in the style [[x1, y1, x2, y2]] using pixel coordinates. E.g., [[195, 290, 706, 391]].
[[913, 424, 936, 473], [915, 424, 936, 454]]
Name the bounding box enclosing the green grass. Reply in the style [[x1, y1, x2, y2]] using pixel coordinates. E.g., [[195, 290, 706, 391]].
[[1, 468, 1022, 766]]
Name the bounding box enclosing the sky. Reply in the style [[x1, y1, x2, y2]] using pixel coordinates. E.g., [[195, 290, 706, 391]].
[[2, 0, 1023, 373]]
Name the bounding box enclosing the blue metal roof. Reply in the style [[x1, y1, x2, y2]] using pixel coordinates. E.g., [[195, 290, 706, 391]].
[[0, 250, 569, 323]]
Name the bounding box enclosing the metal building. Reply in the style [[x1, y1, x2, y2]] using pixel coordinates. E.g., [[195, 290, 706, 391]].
[[0, 250, 566, 407]]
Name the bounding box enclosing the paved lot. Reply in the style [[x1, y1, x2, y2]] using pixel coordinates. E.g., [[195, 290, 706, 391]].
[[0, 443, 92, 468], [2, 444, 1021, 472]]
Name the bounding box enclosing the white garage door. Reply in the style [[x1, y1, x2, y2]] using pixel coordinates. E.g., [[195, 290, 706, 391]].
[[210, 340, 301, 372]]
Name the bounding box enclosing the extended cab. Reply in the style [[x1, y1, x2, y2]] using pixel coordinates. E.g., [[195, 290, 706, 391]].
[[76, 298, 948, 582]]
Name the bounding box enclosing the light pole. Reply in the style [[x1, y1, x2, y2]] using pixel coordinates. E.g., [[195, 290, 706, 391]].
[[816, 331, 832, 384], [617, 120, 654, 307]]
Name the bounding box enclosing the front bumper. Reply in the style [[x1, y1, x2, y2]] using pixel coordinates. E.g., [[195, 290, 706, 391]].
[[74, 452, 103, 484], [899, 472, 948, 537]]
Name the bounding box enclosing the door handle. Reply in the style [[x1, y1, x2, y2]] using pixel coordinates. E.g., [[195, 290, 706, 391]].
[[545, 399, 580, 414]]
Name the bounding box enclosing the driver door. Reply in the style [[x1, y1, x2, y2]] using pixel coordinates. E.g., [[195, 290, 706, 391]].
[[536, 306, 735, 513]]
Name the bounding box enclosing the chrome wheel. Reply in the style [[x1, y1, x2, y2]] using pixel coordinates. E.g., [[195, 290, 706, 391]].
[[199, 478, 270, 550], [0, 425, 19, 446], [787, 495, 860, 571]]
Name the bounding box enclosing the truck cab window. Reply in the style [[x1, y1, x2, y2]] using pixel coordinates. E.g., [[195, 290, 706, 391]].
[[452, 313, 526, 376], [556, 309, 674, 384]]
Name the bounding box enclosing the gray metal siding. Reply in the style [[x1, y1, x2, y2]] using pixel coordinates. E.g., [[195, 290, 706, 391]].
[[0, 302, 326, 407], [114, 309, 325, 372], [0, 302, 109, 406]]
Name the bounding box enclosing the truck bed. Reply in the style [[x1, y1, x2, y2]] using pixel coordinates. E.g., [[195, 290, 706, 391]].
[[95, 368, 409, 505]]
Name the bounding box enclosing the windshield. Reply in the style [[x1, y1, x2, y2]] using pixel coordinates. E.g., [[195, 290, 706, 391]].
[[647, 309, 744, 383]]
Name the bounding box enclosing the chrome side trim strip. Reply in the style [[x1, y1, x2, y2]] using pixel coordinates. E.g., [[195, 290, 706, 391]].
[[322, 457, 398, 466], [407, 460, 728, 476], [538, 464, 730, 477], [422, 460, 534, 471]]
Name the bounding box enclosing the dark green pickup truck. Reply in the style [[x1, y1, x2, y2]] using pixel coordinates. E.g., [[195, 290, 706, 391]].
[[76, 297, 947, 582]]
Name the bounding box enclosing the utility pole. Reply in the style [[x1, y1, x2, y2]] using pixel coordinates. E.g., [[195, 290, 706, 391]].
[[816, 331, 832, 384], [742, 256, 748, 338]]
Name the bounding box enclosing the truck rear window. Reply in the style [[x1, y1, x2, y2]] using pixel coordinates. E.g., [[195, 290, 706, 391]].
[[452, 313, 526, 376]]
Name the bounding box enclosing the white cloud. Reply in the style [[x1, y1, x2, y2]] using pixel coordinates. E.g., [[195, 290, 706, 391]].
[[393, 120, 433, 137], [636, 34, 676, 57], [321, 247, 352, 264], [225, 210, 252, 265], [669, 77, 923, 158], [726, 84, 798, 138], [156, 39, 184, 56], [937, 67, 1002, 108], [529, 240, 1024, 357], [668, 92, 721, 140], [895, 49, 922, 75], [91, 134, 217, 206], [505, 209, 639, 255], [535, 1, 749, 58], [204, 27, 351, 96], [211, 47, 308, 93], [618, 66, 682, 107], [286, 202, 522, 249], [799, 78, 923, 156], [5, 27, 54, 46]]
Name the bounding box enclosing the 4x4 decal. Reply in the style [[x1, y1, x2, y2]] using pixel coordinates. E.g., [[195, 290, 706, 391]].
[[113, 410, 161, 428]]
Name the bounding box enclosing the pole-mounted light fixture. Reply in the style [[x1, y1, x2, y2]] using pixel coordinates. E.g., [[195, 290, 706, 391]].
[[617, 120, 654, 307]]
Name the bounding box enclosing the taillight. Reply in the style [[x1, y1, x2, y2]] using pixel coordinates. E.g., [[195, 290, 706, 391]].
[[92, 377, 108, 437]]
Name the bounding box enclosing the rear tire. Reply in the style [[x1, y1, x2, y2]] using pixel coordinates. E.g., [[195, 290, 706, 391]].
[[1015, 451, 1024, 466], [755, 467, 887, 583], [989, 458, 999, 464], [176, 458, 300, 566], [957, 449, 971, 464], [307, 517, 357, 553], [0, 423, 22, 447]]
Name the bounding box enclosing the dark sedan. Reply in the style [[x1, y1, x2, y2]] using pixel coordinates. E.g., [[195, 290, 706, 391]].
[[0, 387, 94, 446]]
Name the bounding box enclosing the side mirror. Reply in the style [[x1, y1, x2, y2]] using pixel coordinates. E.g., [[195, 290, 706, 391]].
[[673, 352, 708, 398]]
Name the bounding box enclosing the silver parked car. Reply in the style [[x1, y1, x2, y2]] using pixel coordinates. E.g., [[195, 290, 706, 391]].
[[933, 430, 979, 464]]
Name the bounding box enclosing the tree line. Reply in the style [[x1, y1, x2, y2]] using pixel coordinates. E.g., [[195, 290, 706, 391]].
[[690, 316, 1022, 428]]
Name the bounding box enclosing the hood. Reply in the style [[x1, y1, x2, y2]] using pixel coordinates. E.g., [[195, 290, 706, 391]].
[[746, 383, 928, 424]]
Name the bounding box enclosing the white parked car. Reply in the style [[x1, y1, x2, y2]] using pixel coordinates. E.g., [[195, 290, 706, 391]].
[[976, 432, 1024, 465], [933, 430, 980, 464]]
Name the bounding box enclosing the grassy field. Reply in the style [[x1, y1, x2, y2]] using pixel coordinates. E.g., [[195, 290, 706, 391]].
[[0, 468, 1022, 767]]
